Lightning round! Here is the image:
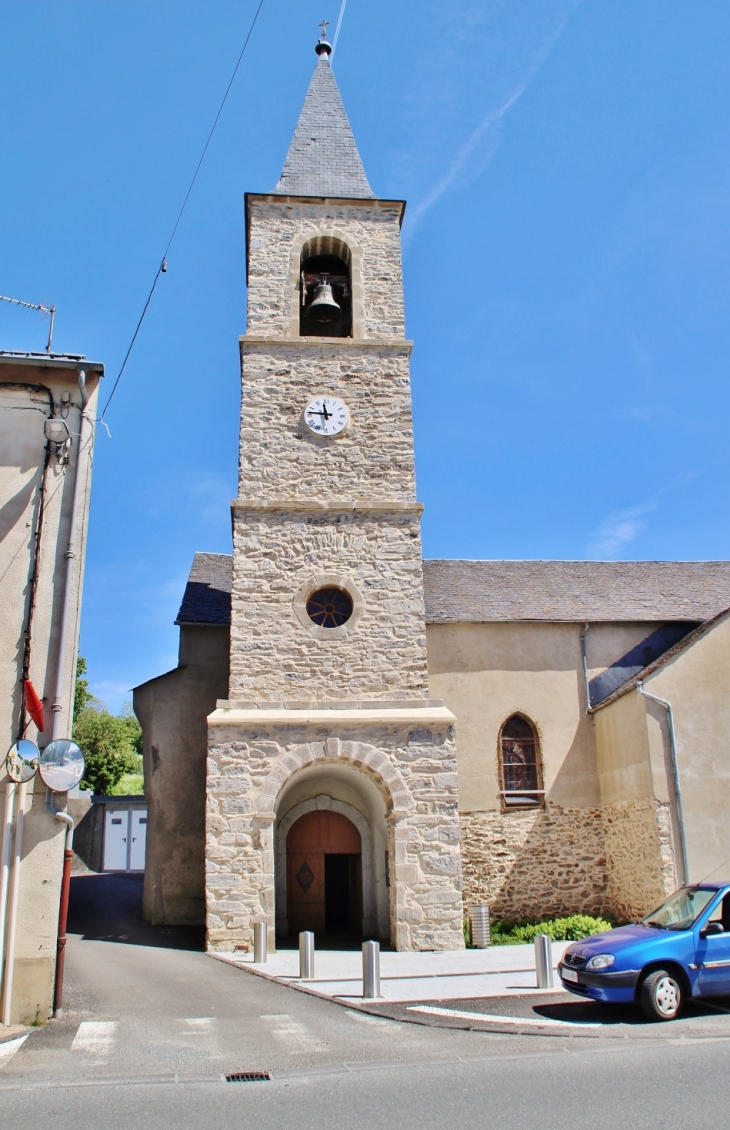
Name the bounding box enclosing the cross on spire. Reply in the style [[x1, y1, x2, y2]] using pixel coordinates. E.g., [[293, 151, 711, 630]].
[[319, 19, 329, 40]]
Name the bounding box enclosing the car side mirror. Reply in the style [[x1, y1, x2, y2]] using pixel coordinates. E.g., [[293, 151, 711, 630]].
[[702, 922, 725, 937]]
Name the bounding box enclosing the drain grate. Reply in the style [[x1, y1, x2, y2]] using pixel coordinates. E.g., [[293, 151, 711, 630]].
[[225, 1071, 272, 1083]]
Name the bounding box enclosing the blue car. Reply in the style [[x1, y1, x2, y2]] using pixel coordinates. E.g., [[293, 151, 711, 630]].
[[558, 883, 730, 1021]]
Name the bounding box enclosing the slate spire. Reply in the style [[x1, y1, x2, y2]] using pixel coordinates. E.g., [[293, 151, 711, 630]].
[[274, 38, 374, 199]]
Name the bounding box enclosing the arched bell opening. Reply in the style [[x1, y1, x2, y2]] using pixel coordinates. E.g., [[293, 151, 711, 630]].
[[274, 762, 389, 944], [299, 237, 353, 338]]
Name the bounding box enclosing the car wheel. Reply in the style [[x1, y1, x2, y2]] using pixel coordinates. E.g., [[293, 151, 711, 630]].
[[640, 969, 684, 1021]]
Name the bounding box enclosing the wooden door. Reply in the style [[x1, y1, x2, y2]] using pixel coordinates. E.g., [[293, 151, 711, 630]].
[[286, 810, 361, 935]]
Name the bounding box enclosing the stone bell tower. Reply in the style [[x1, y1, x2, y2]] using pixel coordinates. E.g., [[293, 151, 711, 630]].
[[205, 35, 464, 953]]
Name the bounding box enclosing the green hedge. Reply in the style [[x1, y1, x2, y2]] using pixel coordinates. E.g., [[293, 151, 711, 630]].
[[465, 914, 613, 947]]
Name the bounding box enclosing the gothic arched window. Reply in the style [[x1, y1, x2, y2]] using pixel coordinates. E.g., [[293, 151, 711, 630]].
[[499, 714, 543, 809], [299, 237, 352, 338]]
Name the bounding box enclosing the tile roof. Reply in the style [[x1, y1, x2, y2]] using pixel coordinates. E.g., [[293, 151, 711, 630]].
[[176, 555, 730, 626], [274, 55, 374, 199], [422, 560, 730, 623]]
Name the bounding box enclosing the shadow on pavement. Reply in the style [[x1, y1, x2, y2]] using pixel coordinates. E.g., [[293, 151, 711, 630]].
[[68, 873, 205, 952], [532, 995, 730, 1026]]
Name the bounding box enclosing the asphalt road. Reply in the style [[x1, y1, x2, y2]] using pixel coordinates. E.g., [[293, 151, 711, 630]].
[[1, 875, 729, 1128]]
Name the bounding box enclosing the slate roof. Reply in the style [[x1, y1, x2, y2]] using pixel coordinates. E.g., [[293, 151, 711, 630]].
[[176, 555, 730, 626], [175, 553, 234, 626], [274, 54, 374, 198], [423, 560, 730, 622]]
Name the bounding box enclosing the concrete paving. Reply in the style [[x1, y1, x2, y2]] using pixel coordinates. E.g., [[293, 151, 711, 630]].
[[213, 940, 569, 1003], [3, 876, 730, 1129]]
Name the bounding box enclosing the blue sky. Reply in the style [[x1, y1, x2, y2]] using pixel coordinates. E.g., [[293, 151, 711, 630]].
[[2, 1, 730, 709]]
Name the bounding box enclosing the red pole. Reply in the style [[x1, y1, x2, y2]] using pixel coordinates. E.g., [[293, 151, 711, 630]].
[[53, 847, 73, 1015]]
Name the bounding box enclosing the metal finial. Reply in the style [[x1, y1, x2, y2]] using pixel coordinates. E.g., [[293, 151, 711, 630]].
[[315, 19, 332, 55]]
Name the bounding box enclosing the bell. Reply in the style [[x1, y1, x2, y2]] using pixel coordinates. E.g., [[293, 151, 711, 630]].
[[308, 277, 341, 324]]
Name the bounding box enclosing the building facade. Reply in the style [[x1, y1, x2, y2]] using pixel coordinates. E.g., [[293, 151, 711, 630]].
[[135, 42, 730, 952], [1, 351, 102, 1024]]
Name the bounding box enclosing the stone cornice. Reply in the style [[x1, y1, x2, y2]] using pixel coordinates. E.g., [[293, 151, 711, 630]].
[[231, 498, 423, 516], [239, 335, 413, 354], [207, 700, 456, 728]]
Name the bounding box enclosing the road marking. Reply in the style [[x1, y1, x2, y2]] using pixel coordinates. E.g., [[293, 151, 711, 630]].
[[71, 1021, 118, 1054], [180, 1018, 215, 1035], [408, 1005, 601, 1028], [260, 1013, 328, 1054], [345, 1010, 395, 1026], [0, 1036, 28, 1061]]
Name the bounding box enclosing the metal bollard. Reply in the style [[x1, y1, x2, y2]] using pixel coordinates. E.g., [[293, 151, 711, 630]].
[[469, 905, 491, 948], [299, 931, 315, 980], [535, 933, 554, 989], [362, 940, 381, 999], [254, 920, 267, 964]]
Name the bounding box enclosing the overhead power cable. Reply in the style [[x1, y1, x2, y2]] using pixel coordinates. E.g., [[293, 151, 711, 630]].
[[100, 0, 266, 423]]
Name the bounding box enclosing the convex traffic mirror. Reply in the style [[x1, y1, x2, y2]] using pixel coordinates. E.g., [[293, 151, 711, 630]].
[[5, 739, 40, 783], [38, 739, 85, 792]]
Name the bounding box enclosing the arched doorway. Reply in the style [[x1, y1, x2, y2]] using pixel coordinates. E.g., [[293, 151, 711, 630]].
[[286, 810, 362, 937]]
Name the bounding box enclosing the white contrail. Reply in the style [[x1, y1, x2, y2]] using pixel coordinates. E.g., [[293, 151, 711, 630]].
[[332, 0, 347, 56], [405, 3, 579, 240]]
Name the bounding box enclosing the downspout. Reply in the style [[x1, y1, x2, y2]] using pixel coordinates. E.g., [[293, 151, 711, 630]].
[[0, 784, 16, 1002], [580, 623, 592, 711], [1, 783, 26, 1026], [46, 792, 74, 1017], [46, 366, 90, 1018], [50, 367, 91, 740], [637, 681, 689, 886]]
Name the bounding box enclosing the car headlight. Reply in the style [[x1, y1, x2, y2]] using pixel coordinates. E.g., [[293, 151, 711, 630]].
[[586, 953, 615, 970]]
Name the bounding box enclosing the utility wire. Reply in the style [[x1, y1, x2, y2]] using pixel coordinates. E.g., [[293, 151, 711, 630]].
[[100, 0, 266, 423]]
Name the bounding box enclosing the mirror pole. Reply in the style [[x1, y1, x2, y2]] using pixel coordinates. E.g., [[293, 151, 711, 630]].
[[46, 790, 74, 1017]]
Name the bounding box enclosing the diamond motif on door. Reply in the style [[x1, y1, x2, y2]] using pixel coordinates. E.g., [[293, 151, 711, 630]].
[[296, 861, 315, 892]]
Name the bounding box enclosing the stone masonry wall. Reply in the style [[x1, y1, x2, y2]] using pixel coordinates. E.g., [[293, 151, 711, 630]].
[[602, 798, 677, 921], [246, 199, 405, 339], [230, 508, 429, 700], [206, 726, 465, 952], [239, 344, 415, 502], [460, 807, 610, 921]]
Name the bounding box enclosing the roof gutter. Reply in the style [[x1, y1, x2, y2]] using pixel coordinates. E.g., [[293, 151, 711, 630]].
[[636, 681, 689, 885]]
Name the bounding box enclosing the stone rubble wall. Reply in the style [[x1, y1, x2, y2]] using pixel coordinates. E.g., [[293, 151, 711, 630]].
[[246, 199, 405, 339], [459, 807, 610, 921], [230, 509, 429, 701], [239, 344, 416, 502], [206, 728, 465, 952], [602, 797, 677, 921]]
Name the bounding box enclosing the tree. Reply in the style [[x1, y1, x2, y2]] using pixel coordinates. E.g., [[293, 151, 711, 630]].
[[72, 658, 143, 794], [73, 709, 140, 795], [119, 701, 143, 756], [73, 656, 93, 722]]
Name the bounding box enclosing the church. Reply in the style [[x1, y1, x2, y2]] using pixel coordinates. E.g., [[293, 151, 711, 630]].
[[134, 36, 730, 954]]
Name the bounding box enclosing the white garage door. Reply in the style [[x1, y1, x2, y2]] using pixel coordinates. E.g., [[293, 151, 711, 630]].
[[103, 807, 147, 871], [129, 810, 147, 871], [103, 809, 129, 871]]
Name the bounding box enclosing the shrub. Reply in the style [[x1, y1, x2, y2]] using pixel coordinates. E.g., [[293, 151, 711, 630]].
[[490, 914, 613, 946]]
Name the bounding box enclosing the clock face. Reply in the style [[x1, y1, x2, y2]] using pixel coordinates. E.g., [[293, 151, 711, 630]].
[[303, 396, 349, 437]]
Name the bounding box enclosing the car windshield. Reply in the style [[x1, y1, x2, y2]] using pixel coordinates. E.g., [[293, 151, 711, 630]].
[[642, 887, 718, 931]]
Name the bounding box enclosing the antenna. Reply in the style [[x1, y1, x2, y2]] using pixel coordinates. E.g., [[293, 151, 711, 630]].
[[0, 295, 56, 353]]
